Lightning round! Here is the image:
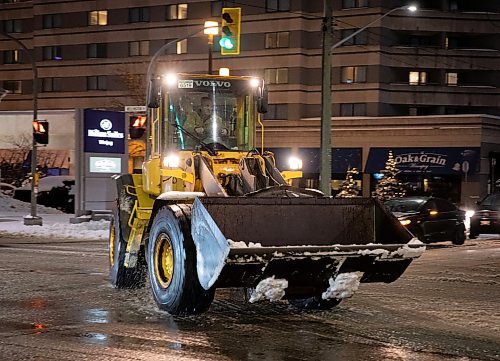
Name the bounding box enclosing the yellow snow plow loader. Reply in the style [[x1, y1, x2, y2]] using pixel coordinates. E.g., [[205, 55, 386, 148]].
[[109, 73, 424, 315]]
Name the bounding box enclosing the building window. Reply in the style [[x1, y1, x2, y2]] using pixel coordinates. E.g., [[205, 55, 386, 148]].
[[265, 104, 288, 120], [129, 41, 149, 56], [42, 78, 61, 92], [342, 0, 369, 9], [176, 39, 187, 54], [42, 14, 62, 29], [3, 50, 20, 64], [446, 72, 458, 86], [4, 19, 22, 33], [445, 36, 458, 49], [409, 71, 427, 85], [264, 68, 288, 84], [87, 43, 107, 58], [129, 7, 150, 23], [266, 0, 290, 12], [340, 103, 367, 116], [42, 46, 62, 60], [341, 29, 367, 46], [88, 10, 108, 26], [3, 80, 22, 94], [167, 4, 188, 20], [265, 31, 289, 49], [341, 66, 366, 83], [87, 76, 106, 90]]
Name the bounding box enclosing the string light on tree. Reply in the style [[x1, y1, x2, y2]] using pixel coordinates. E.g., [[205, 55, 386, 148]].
[[373, 150, 406, 202], [336, 167, 360, 198]]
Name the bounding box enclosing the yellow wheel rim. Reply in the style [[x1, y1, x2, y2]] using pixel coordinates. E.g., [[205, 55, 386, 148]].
[[154, 234, 174, 288], [109, 222, 116, 266]]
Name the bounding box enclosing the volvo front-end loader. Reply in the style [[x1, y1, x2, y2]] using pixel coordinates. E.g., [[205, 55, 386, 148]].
[[109, 73, 424, 315]]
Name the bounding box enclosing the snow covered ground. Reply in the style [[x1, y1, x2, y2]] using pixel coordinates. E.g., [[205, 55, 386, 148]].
[[0, 194, 109, 240]]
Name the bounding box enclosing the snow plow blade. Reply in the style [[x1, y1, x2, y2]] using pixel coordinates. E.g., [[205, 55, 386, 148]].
[[191, 197, 424, 296]]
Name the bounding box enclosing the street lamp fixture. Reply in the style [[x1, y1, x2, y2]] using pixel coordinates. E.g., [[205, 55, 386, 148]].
[[319, 4, 418, 196], [203, 21, 219, 35]]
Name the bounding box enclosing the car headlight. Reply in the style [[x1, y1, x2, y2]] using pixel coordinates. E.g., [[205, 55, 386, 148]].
[[400, 219, 411, 226], [288, 157, 302, 171], [163, 154, 180, 168]]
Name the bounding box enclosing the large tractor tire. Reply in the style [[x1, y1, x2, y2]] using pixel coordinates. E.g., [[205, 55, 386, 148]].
[[288, 296, 342, 311], [147, 205, 215, 315], [109, 209, 146, 288]]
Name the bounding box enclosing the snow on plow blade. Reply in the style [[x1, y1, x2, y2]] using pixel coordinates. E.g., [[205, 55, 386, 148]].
[[191, 197, 424, 294]]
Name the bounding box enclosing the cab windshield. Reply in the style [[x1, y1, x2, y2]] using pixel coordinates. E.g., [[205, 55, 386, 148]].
[[164, 77, 256, 152]]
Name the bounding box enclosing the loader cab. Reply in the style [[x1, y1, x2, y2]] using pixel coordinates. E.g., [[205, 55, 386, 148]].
[[148, 74, 265, 156]]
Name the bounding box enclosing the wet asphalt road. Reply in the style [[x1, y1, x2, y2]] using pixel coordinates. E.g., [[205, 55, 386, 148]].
[[0, 236, 498, 361]]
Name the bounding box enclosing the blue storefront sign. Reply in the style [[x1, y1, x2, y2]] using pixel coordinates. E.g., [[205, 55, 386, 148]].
[[84, 109, 125, 154], [266, 148, 362, 174], [365, 147, 480, 175]]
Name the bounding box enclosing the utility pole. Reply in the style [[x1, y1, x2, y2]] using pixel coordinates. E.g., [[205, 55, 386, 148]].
[[320, 0, 333, 196]]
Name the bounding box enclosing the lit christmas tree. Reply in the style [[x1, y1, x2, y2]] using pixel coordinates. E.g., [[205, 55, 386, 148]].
[[336, 167, 360, 198], [372, 150, 406, 202]]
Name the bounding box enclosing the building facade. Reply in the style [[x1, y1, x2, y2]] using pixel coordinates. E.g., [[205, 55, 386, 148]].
[[1, 0, 499, 206]]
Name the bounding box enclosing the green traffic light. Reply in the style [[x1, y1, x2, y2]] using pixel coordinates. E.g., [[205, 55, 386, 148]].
[[219, 37, 234, 49]]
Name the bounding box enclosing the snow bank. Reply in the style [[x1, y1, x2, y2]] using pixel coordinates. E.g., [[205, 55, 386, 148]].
[[249, 276, 288, 303], [0, 218, 110, 240], [0, 194, 62, 214], [322, 272, 363, 300]]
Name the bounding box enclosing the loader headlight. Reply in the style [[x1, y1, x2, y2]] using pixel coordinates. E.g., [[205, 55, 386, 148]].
[[288, 157, 303, 171], [249, 78, 260, 88], [465, 210, 475, 218], [400, 219, 411, 226], [163, 154, 180, 168], [164, 73, 177, 87]]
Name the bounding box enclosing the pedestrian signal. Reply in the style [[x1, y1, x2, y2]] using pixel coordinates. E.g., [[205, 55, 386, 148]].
[[129, 115, 146, 139], [33, 120, 49, 145]]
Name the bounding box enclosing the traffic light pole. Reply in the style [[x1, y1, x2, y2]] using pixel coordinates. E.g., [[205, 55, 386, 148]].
[[0, 31, 41, 225]]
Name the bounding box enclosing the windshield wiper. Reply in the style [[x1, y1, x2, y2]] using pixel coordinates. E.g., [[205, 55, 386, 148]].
[[170, 120, 218, 156]]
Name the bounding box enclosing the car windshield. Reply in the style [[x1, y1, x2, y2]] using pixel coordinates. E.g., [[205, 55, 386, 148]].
[[385, 199, 426, 213], [480, 193, 500, 208]]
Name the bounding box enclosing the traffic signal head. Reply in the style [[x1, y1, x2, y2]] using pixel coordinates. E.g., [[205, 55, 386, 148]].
[[129, 115, 146, 139], [33, 120, 49, 145], [220, 8, 241, 55]]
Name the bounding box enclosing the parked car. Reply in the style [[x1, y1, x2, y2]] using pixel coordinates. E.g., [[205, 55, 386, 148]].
[[13, 176, 75, 213], [385, 196, 466, 245], [469, 192, 500, 239]]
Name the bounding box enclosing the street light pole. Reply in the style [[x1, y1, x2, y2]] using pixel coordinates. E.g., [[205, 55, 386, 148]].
[[320, 0, 334, 196], [0, 31, 42, 225], [319, 5, 417, 197]]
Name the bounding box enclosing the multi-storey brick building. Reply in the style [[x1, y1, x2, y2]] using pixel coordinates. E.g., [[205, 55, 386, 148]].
[[1, 0, 499, 205]]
